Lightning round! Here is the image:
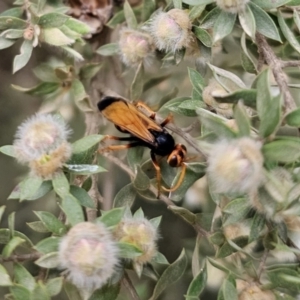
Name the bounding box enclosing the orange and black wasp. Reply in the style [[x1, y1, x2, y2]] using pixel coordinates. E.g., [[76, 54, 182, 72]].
[[97, 96, 187, 197]]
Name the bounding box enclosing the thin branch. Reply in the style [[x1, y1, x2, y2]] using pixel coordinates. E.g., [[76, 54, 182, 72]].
[[256, 32, 297, 114], [0, 252, 41, 263], [280, 60, 300, 68], [86, 175, 102, 221], [121, 272, 141, 300], [256, 249, 269, 282]]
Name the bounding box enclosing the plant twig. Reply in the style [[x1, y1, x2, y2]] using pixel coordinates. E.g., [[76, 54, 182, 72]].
[[121, 272, 140, 300], [255, 32, 297, 114], [0, 252, 41, 263], [86, 175, 102, 221], [280, 60, 300, 68], [256, 249, 269, 282]]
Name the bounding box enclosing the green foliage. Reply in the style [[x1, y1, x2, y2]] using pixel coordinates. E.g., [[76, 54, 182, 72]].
[[1, 0, 300, 299]]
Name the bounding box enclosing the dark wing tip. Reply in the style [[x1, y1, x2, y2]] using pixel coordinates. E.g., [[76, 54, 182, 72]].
[[97, 96, 125, 112]]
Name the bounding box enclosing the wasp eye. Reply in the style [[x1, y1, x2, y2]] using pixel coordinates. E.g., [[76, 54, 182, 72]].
[[168, 155, 179, 167]]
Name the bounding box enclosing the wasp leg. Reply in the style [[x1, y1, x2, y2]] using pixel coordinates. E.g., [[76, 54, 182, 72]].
[[160, 114, 173, 127], [135, 101, 156, 119], [103, 135, 137, 141], [162, 163, 187, 193], [99, 136, 141, 152], [150, 150, 162, 198]]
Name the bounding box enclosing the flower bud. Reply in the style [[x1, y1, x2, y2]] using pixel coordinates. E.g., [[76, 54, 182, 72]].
[[13, 114, 72, 178], [207, 138, 264, 195], [114, 217, 158, 264], [59, 222, 118, 294], [149, 9, 192, 52], [237, 282, 275, 300], [119, 28, 154, 66], [216, 0, 250, 14], [203, 79, 233, 118]]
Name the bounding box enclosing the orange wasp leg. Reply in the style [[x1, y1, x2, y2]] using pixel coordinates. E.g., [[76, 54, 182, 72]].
[[150, 150, 162, 198], [162, 163, 187, 192], [99, 135, 140, 153], [135, 101, 173, 127]]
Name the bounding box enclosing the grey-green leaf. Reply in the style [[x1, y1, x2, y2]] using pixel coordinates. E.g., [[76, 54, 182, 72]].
[[213, 11, 236, 43], [13, 40, 33, 74]]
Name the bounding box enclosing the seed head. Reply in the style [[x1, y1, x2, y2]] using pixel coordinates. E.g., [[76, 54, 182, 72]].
[[119, 28, 154, 66], [149, 9, 192, 53], [13, 114, 72, 178], [114, 217, 158, 264], [59, 222, 118, 295], [207, 138, 264, 195], [216, 0, 250, 14]]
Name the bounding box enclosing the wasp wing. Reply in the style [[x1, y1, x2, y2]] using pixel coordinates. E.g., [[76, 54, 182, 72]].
[[100, 98, 162, 145]]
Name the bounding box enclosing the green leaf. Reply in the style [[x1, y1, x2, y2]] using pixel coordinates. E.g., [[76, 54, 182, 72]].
[[52, 172, 69, 198], [0, 36, 16, 49], [34, 236, 61, 254], [149, 216, 162, 229], [0, 205, 5, 223], [0, 16, 27, 30], [196, 108, 236, 138], [9, 284, 31, 300], [107, 10, 126, 28], [249, 212, 266, 243], [173, 0, 182, 9], [38, 13, 69, 28], [113, 183, 137, 208], [89, 283, 121, 300], [238, 4, 256, 39], [186, 262, 207, 300], [164, 97, 197, 117], [127, 146, 144, 170], [0, 264, 12, 286], [61, 46, 83, 61], [0, 7, 24, 17], [70, 185, 96, 208], [130, 62, 144, 101], [188, 67, 205, 93], [285, 107, 300, 127], [262, 138, 300, 162], [189, 5, 206, 21], [19, 176, 43, 201], [207, 257, 231, 274], [97, 207, 125, 227], [13, 40, 33, 74], [12, 82, 60, 96], [151, 252, 169, 264], [117, 242, 143, 259], [79, 63, 102, 81], [70, 78, 91, 111], [193, 26, 212, 47], [27, 221, 49, 233], [65, 18, 90, 35], [142, 0, 156, 21], [35, 252, 60, 269], [223, 198, 251, 226], [233, 101, 251, 137], [133, 165, 150, 191], [46, 277, 63, 297], [61, 194, 84, 226], [278, 10, 300, 54], [213, 89, 257, 109], [13, 263, 35, 291], [32, 282, 51, 300], [34, 211, 67, 235], [150, 249, 187, 300], [0, 145, 15, 157], [124, 0, 138, 29], [268, 268, 300, 292], [213, 11, 236, 43], [240, 32, 257, 74], [64, 282, 82, 300], [201, 6, 221, 29], [1, 28, 24, 39], [72, 134, 104, 154], [256, 68, 281, 137], [2, 237, 26, 258], [218, 278, 238, 300], [249, 2, 282, 42], [182, 0, 213, 5], [251, 0, 290, 9], [67, 164, 107, 175], [41, 28, 74, 46]]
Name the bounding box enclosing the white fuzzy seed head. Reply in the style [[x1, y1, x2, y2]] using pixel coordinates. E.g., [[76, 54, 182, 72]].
[[59, 222, 118, 294], [114, 217, 158, 264], [216, 0, 250, 14], [149, 9, 192, 53], [207, 138, 264, 195], [119, 28, 154, 66], [13, 114, 72, 178]]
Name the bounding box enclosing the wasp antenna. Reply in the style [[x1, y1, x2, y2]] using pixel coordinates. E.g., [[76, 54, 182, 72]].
[[162, 163, 187, 193]]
